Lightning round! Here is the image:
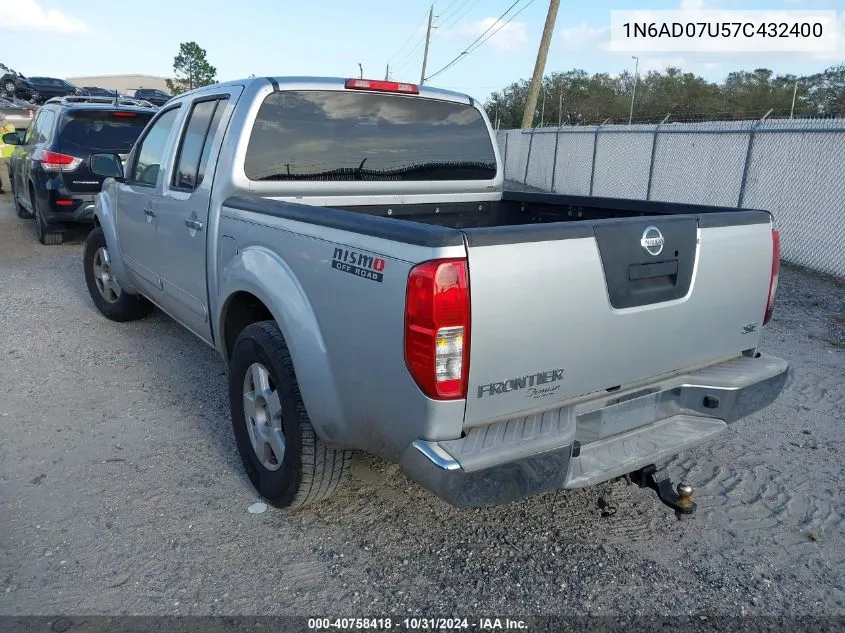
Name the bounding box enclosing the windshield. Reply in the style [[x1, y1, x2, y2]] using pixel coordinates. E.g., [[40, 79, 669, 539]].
[[244, 90, 497, 181], [58, 110, 153, 153]]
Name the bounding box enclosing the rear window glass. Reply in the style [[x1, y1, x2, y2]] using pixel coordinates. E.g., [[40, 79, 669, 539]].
[[58, 110, 153, 153], [244, 90, 497, 181]]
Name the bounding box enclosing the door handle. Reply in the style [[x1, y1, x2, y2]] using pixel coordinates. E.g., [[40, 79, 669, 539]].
[[144, 207, 156, 218], [185, 218, 204, 231]]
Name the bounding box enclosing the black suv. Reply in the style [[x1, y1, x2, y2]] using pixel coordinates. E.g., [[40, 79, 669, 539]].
[[26, 77, 79, 104], [3, 97, 156, 245], [1, 73, 36, 101], [133, 88, 172, 107]]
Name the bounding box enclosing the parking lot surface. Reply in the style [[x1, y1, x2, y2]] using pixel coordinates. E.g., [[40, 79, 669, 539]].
[[0, 198, 844, 617]]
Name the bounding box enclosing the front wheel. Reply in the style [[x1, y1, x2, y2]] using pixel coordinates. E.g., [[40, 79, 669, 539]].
[[229, 321, 352, 510], [3, 81, 15, 96], [83, 227, 151, 321]]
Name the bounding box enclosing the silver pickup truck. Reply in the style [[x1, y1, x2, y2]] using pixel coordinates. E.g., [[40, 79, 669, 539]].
[[82, 76, 789, 512]]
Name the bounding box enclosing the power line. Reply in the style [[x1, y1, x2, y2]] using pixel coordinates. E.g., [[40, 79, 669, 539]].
[[466, 0, 537, 55], [435, 0, 462, 19], [425, 0, 531, 81], [392, 38, 427, 73], [462, 0, 525, 54], [436, 0, 472, 25], [437, 0, 482, 32], [388, 7, 432, 64], [393, 18, 432, 73], [425, 0, 537, 82]]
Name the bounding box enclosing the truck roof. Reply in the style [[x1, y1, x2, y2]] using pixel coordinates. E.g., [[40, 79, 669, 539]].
[[173, 76, 476, 106]]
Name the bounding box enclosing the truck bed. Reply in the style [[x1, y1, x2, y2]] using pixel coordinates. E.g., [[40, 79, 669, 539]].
[[332, 190, 767, 232], [260, 189, 775, 426], [226, 190, 769, 251]]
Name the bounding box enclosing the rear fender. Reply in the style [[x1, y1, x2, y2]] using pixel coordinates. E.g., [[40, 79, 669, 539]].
[[217, 246, 346, 444], [93, 189, 139, 295]]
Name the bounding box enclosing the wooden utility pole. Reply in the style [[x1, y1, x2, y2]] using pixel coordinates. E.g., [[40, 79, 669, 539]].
[[420, 5, 434, 85], [521, 0, 560, 129], [385, 63, 390, 81]]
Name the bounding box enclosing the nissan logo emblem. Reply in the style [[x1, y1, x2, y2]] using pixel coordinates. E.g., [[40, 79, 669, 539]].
[[641, 226, 664, 256]]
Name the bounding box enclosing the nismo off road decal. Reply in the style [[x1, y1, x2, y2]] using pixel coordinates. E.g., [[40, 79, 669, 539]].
[[331, 247, 386, 283]]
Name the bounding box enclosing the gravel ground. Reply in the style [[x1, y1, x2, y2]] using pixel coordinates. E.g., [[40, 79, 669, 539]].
[[0, 196, 843, 619]]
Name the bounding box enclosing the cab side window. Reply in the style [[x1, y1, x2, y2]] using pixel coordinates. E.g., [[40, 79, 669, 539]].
[[171, 97, 228, 191], [129, 107, 180, 187]]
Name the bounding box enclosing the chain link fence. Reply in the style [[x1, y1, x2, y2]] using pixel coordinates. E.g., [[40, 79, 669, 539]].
[[496, 117, 845, 279]]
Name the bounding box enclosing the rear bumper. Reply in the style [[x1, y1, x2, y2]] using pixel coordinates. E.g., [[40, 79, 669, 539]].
[[400, 353, 789, 508], [42, 193, 96, 225]]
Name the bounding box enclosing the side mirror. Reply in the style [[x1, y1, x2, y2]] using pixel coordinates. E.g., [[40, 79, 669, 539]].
[[90, 152, 124, 180], [2, 132, 21, 145]]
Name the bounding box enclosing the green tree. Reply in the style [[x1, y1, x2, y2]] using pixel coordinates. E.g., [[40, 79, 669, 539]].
[[165, 42, 217, 95], [803, 64, 845, 117], [484, 63, 843, 127]]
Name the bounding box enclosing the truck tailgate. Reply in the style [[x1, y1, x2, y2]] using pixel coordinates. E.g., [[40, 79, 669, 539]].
[[462, 212, 775, 425]]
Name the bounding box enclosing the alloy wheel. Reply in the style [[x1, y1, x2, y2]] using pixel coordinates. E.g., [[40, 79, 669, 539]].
[[242, 362, 286, 471], [92, 247, 122, 303]]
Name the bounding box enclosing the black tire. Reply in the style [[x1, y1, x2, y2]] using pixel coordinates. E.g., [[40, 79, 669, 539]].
[[31, 188, 63, 245], [229, 321, 352, 510], [3, 81, 15, 95], [83, 226, 152, 322]]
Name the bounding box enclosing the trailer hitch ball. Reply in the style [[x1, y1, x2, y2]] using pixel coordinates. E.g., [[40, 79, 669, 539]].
[[675, 481, 695, 520], [630, 465, 697, 520], [677, 482, 694, 507]]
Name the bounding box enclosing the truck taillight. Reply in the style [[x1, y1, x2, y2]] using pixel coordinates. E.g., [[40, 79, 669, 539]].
[[763, 229, 780, 325], [35, 150, 82, 172], [404, 259, 470, 400]]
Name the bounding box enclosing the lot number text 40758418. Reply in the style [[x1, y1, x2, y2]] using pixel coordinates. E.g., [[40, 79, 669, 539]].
[[307, 617, 529, 630]]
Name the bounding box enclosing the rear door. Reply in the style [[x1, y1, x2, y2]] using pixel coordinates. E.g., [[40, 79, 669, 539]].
[[10, 109, 36, 194], [153, 89, 240, 341], [54, 109, 154, 195], [12, 107, 53, 204], [116, 105, 181, 297], [461, 214, 776, 425]]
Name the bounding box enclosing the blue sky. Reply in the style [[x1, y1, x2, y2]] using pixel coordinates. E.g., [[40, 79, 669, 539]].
[[1, 0, 842, 101]]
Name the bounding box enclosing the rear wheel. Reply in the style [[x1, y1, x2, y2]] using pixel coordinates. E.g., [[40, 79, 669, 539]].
[[83, 226, 151, 321], [3, 80, 15, 96], [229, 321, 352, 510], [31, 187, 63, 245]]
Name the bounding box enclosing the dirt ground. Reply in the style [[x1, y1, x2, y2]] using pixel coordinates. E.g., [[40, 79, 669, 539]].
[[0, 196, 843, 618]]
